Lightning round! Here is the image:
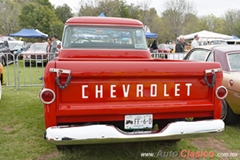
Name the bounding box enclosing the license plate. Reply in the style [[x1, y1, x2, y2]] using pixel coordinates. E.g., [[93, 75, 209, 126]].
[[124, 114, 153, 129]]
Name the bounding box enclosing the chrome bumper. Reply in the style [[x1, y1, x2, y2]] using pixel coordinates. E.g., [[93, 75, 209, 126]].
[[45, 120, 224, 145]]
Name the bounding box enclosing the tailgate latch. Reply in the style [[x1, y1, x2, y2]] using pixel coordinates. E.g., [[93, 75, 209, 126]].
[[204, 68, 221, 88], [49, 68, 71, 90]]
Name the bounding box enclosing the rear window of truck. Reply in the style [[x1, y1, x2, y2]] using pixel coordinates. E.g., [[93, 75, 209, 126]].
[[62, 26, 148, 50]]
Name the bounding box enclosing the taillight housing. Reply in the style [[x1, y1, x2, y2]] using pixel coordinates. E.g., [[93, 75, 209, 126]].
[[215, 86, 228, 99], [40, 88, 55, 104]]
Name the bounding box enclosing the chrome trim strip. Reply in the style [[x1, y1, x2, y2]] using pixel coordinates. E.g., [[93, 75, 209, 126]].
[[226, 88, 240, 94], [45, 120, 224, 145], [49, 68, 71, 75], [205, 68, 222, 74]]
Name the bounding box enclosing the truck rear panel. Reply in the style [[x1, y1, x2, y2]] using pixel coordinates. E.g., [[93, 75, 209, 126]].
[[43, 60, 223, 127]]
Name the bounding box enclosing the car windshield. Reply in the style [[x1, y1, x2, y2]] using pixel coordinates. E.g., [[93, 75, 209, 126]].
[[62, 26, 148, 50], [228, 53, 240, 71], [28, 43, 47, 52]]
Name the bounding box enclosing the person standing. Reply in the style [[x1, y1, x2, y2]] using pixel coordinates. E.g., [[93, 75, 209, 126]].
[[150, 40, 159, 58], [191, 34, 199, 49], [150, 40, 158, 51], [175, 36, 185, 53], [46, 38, 52, 62], [49, 34, 58, 61], [39, 38, 52, 81]]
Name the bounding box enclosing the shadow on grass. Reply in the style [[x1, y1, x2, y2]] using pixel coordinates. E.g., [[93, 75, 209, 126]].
[[215, 122, 240, 151], [55, 140, 196, 160]]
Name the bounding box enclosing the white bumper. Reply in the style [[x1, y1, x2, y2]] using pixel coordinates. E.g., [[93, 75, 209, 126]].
[[45, 120, 224, 145]]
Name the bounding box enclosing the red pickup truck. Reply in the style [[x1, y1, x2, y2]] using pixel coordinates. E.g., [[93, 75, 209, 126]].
[[40, 17, 226, 147]]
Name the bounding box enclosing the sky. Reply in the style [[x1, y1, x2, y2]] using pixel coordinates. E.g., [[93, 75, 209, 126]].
[[49, 0, 240, 17]]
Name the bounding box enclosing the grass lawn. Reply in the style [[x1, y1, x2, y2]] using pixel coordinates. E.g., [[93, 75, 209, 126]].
[[0, 63, 239, 160]]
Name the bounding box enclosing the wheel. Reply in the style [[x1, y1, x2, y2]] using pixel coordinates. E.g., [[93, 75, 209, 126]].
[[222, 100, 238, 125]]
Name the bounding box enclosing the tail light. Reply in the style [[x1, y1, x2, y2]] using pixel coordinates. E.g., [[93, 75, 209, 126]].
[[40, 88, 56, 104], [215, 86, 228, 99], [229, 79, 234, 87]]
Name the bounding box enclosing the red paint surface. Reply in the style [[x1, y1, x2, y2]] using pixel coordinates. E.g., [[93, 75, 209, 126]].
[[41, 17, 223, 128]]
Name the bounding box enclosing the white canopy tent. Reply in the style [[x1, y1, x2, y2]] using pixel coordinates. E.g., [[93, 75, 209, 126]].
[[183, 30, 233, 40]]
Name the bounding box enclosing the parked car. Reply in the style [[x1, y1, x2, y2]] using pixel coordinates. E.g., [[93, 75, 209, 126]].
[[0, 62, 3, 100], [158, 44, 175, 59], [22, 42, 48, 66], [225, 39, 240, 45], [0, 40, 17, 66], [26, 42, 32, 50], [158, 44, 175, 53], [184, 45, 240, 125], [0, 36, 16, 41], [8, 41, 22, 54], [150, 44, 175, 59], [207, 39, 228, 45], [198, 39, 228, 46], [15, 41, 28, 51]]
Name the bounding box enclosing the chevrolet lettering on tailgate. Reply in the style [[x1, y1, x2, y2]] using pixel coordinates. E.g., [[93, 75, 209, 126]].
[[81, 83, 192, 99], [40, 17, 226, 149]]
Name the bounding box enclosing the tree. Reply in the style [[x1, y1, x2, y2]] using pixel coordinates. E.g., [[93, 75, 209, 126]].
[[0, 0, 21, 35], [19, 2, 64, 39], [78, 0, 100, 16], [55, 4, 74, 24], [182, 13, 199, 34], [142, 8, 158, 30], [138, 0, 153, 25], [77, 0, 141, 19], [162, 0, 197, 39], [222, 9, 240, 37], [127, 3, 141, 20], [198, 14, 224, 33], [33, 0, 53, 9]]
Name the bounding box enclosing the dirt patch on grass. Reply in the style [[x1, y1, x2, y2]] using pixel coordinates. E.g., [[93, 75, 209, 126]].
[[2, 126, 12, 131], [37, 151, 59, 160], [190, 137, 234, 160]]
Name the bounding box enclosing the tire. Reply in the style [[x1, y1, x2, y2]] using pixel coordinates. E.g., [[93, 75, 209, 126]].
[[156, 119, 182, 142], [222, 100, 238, 125]]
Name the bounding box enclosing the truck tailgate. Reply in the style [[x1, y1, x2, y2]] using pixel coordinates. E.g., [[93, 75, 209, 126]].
[[53, 60, 222, 121]]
